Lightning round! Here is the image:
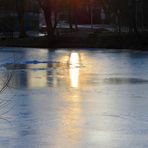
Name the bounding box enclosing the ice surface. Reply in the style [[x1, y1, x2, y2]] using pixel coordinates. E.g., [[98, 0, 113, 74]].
[[0, 47, 148, 148]]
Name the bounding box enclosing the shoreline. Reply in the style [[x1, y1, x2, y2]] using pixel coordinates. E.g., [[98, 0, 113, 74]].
[[0, 31, 148, 50]]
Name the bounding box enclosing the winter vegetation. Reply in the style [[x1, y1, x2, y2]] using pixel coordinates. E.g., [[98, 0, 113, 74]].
[[0, 0, 148, 48]]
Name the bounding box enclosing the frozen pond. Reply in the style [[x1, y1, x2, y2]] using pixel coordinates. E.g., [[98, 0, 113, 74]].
[[0, 47, 148, 148]]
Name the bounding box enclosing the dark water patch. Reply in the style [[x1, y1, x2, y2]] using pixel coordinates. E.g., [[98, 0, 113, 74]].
[[3, 61, 65, 71], [3, 59, 84, 71], [103, 77, 148, 85], [20, 60, 57, 65], [86, 77, 148, 86]]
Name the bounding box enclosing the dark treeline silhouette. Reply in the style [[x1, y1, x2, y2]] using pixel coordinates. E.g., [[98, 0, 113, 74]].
[[0, 0, 39, 38], [0, 0, 148, 39]]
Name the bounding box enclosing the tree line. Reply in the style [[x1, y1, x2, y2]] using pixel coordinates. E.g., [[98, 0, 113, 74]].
[[0, 0, 148, 39]]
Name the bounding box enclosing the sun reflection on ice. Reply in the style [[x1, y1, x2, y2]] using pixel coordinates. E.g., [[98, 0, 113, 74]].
[[69, 52, 80, 88]]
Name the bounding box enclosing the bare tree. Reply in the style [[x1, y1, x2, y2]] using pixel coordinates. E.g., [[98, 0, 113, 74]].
[[37, 0, 60, 39], [16, 0, 27, 38]]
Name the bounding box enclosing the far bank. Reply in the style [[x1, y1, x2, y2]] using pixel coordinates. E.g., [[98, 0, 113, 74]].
[[0, 30, 148, 50]]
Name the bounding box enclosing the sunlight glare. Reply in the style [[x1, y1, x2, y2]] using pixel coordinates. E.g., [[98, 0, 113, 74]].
[[69, 52, 80, 88], [70, 52, 79, 66]]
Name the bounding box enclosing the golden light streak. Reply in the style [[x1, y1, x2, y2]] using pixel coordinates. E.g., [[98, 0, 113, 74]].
[[27, 63, 48, 88], [54, 91, 83, 147], [69, 52, 80, 88], [26, 50, 48, 88]]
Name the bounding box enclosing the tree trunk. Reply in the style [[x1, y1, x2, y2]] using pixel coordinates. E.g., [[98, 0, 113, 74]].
[[16, 0, 26, 38], [74, 12, 78, 30], [68, 4, 73, 30], [128, 0, 138, 34], [43, 8, 54, 39]]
